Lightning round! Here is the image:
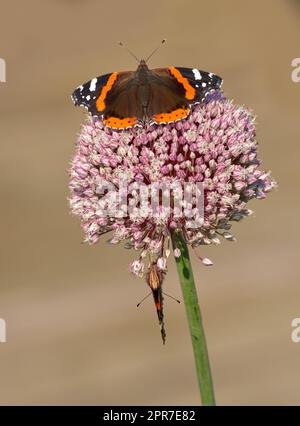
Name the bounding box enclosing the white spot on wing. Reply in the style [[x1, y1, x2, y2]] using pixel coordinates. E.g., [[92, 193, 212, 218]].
[[86, 95, 91, 101], [89, 78, 97, 92], [192, 68, 202, 80]]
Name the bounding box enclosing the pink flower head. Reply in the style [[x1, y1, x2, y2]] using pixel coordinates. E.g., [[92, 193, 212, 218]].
[[69, 94, 275, 276]]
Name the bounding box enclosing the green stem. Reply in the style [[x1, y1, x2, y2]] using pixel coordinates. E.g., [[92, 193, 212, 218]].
[[171, 230, 215, 406]]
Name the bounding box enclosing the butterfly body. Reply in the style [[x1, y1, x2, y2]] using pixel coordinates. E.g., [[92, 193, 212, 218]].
[[72, 60, 223, 129]]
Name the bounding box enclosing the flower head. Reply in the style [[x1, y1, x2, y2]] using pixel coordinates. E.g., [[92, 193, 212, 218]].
[[69, 94, 275, 275]]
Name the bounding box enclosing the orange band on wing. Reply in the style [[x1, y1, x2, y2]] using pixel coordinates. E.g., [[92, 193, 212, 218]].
[[153, 107, 190, 123], [104, 116, 138, 129], [169, 67, 196, 100], [96, 72, 119, 112]]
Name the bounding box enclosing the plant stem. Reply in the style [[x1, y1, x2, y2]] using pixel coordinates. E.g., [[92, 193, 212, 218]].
[[171, 230, 215, 406]]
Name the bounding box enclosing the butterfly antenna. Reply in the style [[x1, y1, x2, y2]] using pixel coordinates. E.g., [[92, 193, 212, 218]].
[[145, 39, 166, 63], [118, 41, 139, 63], [163, 292, 181, 304], [136, 291, 152, 307]]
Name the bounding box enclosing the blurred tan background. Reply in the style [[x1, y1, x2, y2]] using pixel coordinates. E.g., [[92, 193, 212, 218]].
[[0, 0, 299, 405]]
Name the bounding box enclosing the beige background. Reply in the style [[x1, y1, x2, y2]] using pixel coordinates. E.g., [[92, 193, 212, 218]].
[[0, 0, 299, 405]]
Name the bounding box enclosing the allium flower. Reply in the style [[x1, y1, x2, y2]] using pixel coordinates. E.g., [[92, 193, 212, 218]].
[[173, 248, 181, 258], [69, 72, 278, 412], [69, 93, 275, 272]]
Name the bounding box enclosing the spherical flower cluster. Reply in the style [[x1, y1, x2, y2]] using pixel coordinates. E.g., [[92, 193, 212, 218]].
[[69, 92, 275, 277]]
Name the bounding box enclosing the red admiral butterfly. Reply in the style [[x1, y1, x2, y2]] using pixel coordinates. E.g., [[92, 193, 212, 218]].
[[146, 263, 166, 344], [71, 57, 223, 129]]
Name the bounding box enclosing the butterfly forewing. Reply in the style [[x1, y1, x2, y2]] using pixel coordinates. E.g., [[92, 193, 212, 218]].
[[175, 67, 223, 101], [71, 71, 135, 118], [71, 73, 112, 115]]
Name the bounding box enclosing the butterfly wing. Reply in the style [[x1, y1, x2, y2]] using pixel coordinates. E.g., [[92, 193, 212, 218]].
[[148, 68, 192, 123], [72, 73, 112, 115], [102, 75, 143, 127], [71, 71, 140, 125], [148, 67, 223, 124], [152, 287, 166, 344], [147, 263, 166, 344], [175, 67, 223, 101]]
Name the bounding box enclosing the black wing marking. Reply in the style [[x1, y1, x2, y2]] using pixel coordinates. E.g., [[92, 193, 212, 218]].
[[176, 67, 223, 101], [71, 73, 112, 116]]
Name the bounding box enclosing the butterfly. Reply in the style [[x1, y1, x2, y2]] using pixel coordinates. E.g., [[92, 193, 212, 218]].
[[71, 59, 223, 129], [147, 263, 166, 344]]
